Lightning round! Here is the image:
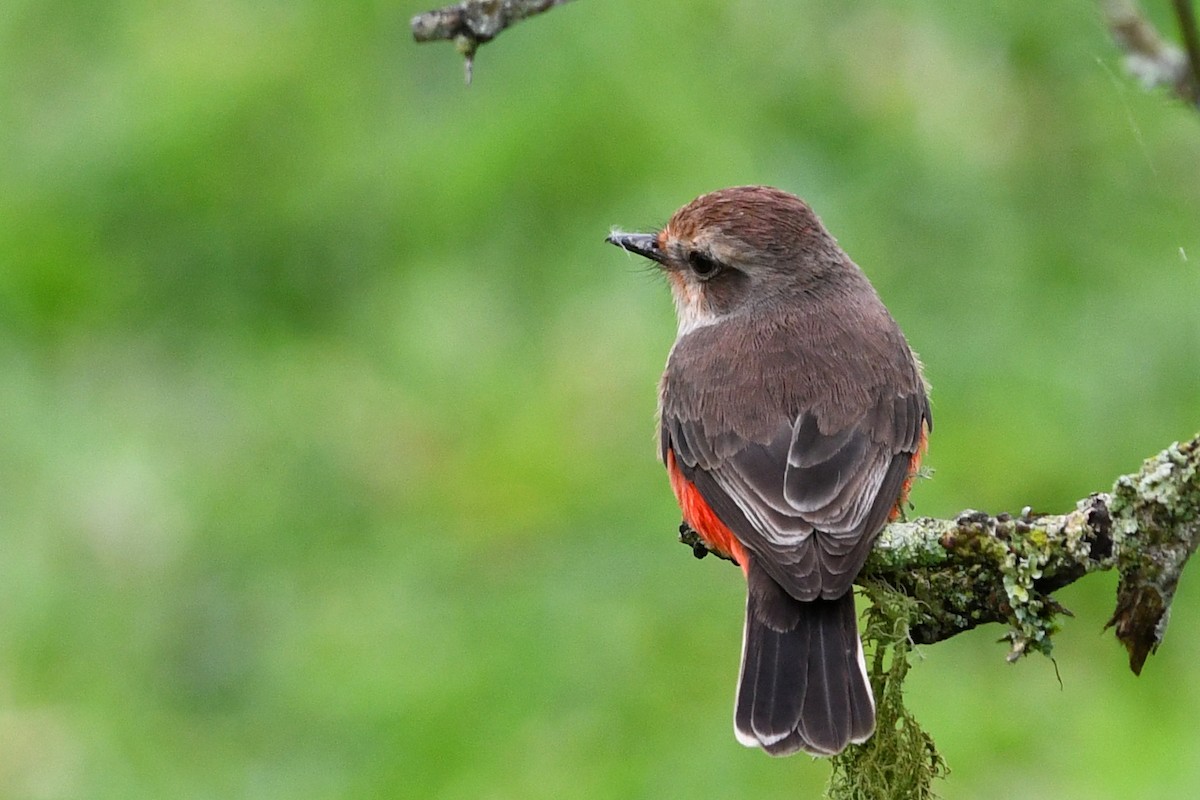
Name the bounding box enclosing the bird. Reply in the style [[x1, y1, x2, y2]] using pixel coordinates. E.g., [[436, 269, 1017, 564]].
[[606, 186, 930, 757]]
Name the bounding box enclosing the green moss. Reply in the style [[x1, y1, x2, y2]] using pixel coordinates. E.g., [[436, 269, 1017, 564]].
[[827, 586, 949, 800]]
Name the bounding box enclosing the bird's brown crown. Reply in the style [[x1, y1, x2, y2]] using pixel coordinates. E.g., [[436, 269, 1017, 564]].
[[660, 186, 833, 264]]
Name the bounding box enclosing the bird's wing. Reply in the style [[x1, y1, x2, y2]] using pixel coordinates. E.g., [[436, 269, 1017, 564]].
[[664, 391, 929, 601]]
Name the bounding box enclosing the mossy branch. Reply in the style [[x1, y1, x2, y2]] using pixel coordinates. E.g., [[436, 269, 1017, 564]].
[[681, 434, 1200, 673]]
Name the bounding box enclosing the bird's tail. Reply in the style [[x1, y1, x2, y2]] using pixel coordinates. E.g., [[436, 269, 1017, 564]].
[[734, 578, 874, 757]]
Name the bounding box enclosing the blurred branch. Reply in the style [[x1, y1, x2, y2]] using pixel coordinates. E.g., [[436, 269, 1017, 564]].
[[1174, 0, 1200, 92], [1101, 0, 1200, 106], [682, 434, 1200, 673], [411, 0, 578, 84], [410, 0, 1200, 105]]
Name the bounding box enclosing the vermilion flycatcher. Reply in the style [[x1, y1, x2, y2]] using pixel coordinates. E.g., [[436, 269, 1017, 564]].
[[607, 186, 930, 757]]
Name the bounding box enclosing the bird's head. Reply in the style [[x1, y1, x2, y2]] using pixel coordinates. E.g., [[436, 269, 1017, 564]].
[[606, 186, 845, 335]]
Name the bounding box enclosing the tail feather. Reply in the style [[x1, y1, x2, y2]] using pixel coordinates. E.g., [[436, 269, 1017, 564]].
[[735, 577, 874, 757]]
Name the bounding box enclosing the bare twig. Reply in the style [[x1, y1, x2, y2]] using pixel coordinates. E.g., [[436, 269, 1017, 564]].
[[1101, 0, 1200, 105], [1173, 0, 1200, 96], [411, 0, 578, 84], [683, 434, 1200, 672]]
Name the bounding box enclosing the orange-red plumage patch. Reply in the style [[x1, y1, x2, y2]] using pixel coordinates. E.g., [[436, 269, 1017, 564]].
[[891, 423, 930, 522], [666, 448, 749, 574], [668, 422, 927, 564]]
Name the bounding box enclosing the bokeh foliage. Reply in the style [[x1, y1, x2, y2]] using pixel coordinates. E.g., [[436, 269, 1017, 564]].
[[2, 1, 1199, 797]]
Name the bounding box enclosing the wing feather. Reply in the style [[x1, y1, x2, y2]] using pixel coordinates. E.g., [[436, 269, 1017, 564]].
[[665, 391, 929, 600]]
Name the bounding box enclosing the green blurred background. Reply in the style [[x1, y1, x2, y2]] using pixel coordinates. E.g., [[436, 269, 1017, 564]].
[[2, 1, 1199, 797]]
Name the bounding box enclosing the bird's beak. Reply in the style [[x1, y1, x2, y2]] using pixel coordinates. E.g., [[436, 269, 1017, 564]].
[[606, 231, 666, 264]]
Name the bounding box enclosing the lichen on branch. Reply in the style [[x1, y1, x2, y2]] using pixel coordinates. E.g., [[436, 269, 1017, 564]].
[[1105, 437, 1200, 672]]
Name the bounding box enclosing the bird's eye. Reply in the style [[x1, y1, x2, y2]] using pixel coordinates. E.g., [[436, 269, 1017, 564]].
[[688, 251, 723, 279]]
